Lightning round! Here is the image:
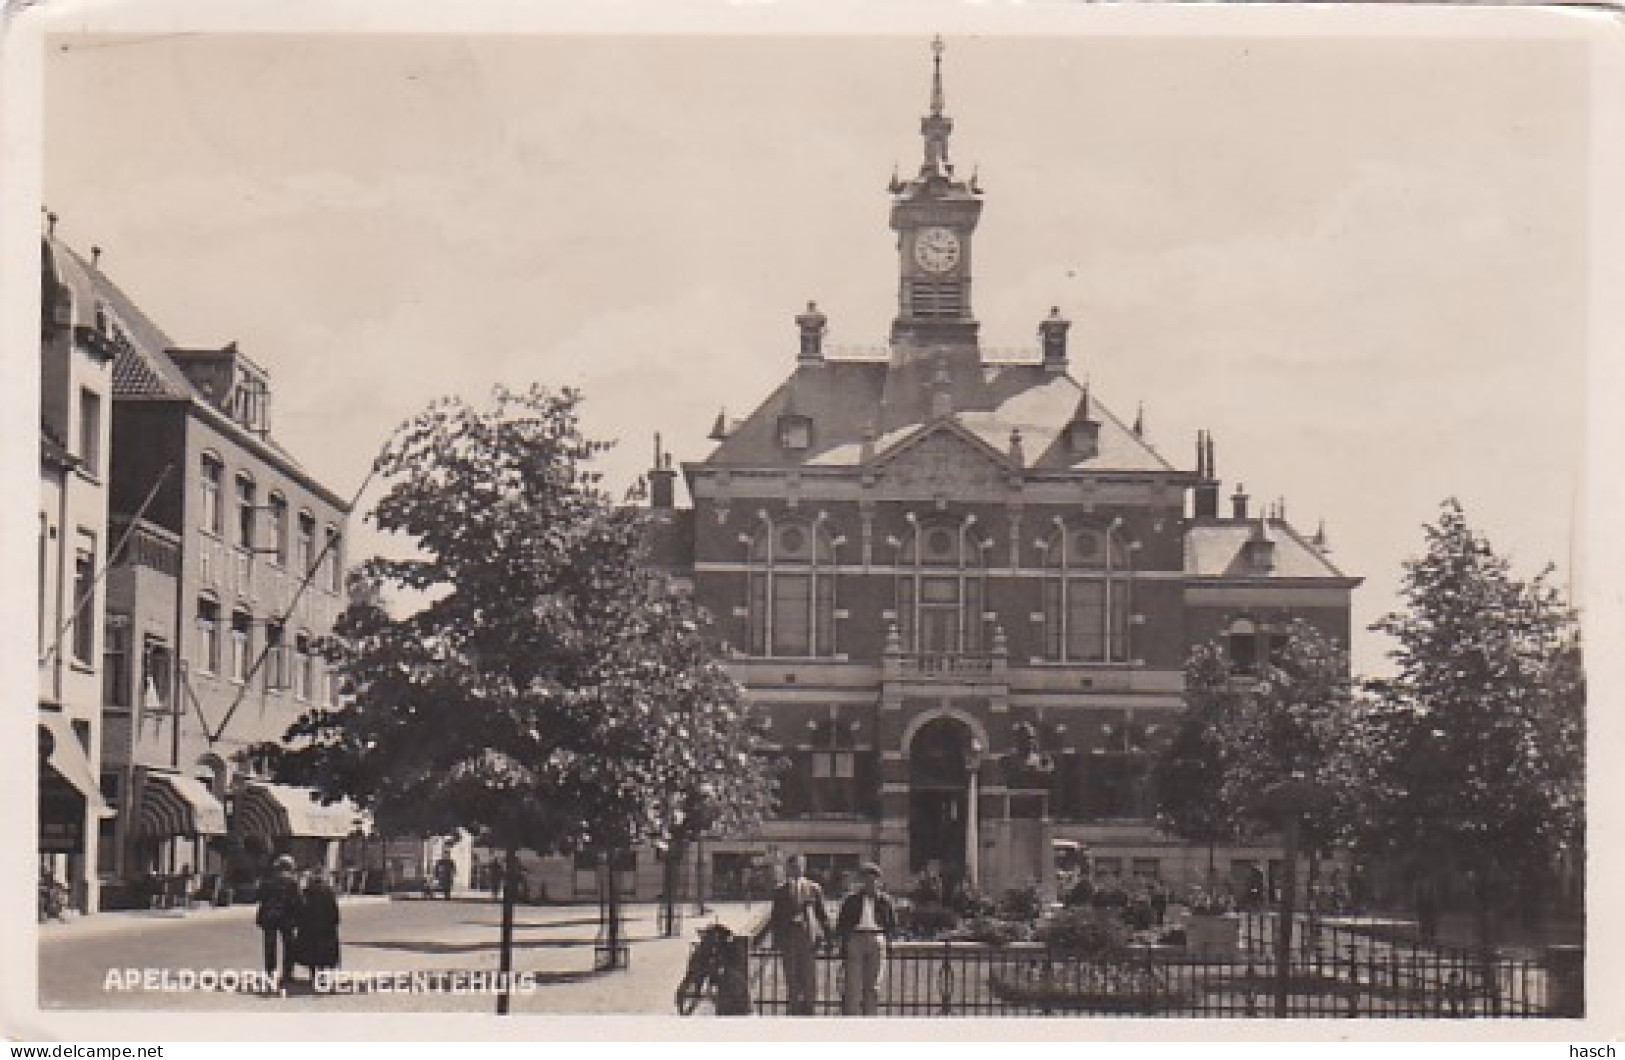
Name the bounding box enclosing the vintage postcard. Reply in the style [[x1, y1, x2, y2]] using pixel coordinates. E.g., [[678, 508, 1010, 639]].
[[3, 0, 1622, 1044]]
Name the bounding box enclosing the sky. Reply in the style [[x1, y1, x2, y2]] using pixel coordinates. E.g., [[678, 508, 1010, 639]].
[[37, 27, 1591, 678]]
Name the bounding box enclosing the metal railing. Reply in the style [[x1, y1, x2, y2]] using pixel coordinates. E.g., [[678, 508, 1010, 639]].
[[747, 932, 1560, 1018]]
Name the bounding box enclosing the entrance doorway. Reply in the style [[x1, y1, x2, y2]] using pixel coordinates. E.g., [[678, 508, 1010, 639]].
[[907, 716, 976, 885]]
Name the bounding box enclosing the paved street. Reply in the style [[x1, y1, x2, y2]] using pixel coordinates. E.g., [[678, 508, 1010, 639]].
[[40, 896, 765, 1016]]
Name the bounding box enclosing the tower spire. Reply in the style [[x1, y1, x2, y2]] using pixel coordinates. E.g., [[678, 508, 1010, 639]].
[[930, 34, 946, 117], [920, 35, 954, 177]]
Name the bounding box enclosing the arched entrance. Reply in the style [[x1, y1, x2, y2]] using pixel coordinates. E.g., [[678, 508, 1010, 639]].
[[907, 716, 976, 882]]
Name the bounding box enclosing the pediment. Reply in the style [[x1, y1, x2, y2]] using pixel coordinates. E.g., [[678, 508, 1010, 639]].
[[871, 422, 1013, 496]]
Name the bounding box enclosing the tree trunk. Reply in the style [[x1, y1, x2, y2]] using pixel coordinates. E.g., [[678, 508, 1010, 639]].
[[496, 845, 518, 1016], [606, 855, 625, 968]]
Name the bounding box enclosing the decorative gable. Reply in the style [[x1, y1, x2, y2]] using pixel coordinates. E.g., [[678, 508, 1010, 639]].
[[872, 423, 1012, 499]]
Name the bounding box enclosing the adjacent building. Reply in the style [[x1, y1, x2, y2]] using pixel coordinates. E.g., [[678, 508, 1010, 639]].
[[38, 226, 116, 914], [40, 229, 360, 909]]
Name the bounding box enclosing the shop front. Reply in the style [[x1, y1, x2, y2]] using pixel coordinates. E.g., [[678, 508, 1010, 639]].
[[131, 768, 229, 907], [231, 781, 362, 888], [38, 713, 112, 915]]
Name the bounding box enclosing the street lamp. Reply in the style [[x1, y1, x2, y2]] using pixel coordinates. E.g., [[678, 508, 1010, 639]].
[[965, 739, 984, 895], [1262, 771, 1321, 1019]]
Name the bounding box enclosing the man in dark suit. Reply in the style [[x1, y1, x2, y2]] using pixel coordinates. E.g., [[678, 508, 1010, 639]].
[[752, 854, 831, 1015], [835, 862, 897, 1016]]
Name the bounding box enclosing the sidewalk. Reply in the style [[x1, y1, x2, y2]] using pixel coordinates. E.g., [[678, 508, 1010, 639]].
[[36, 892, 394, 942]]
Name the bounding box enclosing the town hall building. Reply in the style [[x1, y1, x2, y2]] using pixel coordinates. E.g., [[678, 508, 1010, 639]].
[[533, 40, 1359, 904]]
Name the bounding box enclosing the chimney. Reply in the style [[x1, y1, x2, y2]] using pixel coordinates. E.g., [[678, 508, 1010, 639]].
[[1039, 306, 1070, 372], [796, 301, 827, 364], [649, 434, 677, 510], [1193, 430, 1220, 519], [1231, 483, 1250, 521]]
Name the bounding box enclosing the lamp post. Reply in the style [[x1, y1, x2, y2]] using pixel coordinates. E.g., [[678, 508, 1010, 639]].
[[1263, 771, 1317, 1019], [965, 739, 984, 895]]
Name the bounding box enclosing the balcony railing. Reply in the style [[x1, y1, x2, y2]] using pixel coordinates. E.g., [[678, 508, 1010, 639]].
[[110, 517, 181, 578]]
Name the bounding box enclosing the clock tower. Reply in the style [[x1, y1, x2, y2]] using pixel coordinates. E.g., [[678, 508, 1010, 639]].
[[889, 36, 983, 353]]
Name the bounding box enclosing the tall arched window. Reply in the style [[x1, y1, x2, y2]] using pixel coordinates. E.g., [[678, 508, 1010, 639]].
[[747, 519, 835, 657], [199, 454, 224, 536], [1041, 521, 1130, 662], [896, 518, 987, 656]]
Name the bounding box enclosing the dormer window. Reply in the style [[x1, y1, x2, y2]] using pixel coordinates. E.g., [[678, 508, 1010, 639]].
[[778, 414, 813, 451], [1067, 418, 1100, 459]]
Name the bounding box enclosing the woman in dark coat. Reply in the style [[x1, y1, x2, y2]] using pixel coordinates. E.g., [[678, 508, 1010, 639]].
[[296, 869, 342, 977]]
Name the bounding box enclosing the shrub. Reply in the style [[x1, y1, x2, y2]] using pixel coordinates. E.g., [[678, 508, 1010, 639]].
[[957, 916, 1026, 947], [1037, 907, 1129, 957], [907, 900, 961, 940], [998, 886, 1043, 923]]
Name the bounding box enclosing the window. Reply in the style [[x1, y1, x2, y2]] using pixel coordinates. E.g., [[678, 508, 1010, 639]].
[[1131, 858, 1161, 881], [802, 853, 861, 894], [229, 610, 252, 684], [805, 718, 865, 816], [777, 414, 812, 451], [235, 475, 257, 551], [293, 631, 312, 700], [104, 618, 130, 707], [195, 597, 221, 674], [267, 494, 289, 566], [141, 638, 172, 713], [264, 622, 286, 692], [1041, 524, 1130, 662], [199, 455, 224, 535], [747, 520, 835, 657], [297, 512, 316, 577], [895, 520, 985, 655], [71, 532, 96, 665], [78, 388, 101, 476], [325, 525, 342, 593]]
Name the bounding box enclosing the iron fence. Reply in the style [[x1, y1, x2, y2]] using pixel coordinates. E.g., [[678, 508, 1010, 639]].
[[746, 933, 1559, 1018]]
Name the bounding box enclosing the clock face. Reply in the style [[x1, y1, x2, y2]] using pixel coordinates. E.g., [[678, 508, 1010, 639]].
[[914, 227, 961, 273]]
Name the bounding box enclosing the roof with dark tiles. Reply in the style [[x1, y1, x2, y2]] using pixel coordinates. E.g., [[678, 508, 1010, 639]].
[[700, 354, 1176, 476]]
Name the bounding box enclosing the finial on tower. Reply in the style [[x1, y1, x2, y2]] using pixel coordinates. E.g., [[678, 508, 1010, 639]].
[[919, 36, 955, 176], [930, 35, 946, 117]]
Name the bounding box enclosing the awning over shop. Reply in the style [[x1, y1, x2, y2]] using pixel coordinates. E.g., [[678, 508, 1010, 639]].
[[38, 712, 112, 817], [236, 782, 362, 839], [138, 771, 228, 837]]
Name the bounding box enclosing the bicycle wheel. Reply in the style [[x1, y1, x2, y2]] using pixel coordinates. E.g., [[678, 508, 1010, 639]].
[[675, 969, 711, 1015]]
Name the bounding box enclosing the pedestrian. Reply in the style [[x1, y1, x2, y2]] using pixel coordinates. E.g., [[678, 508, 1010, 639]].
[[835, 863, 896, 1016], [256, 855, 304, 989], [434, 853, 455, 900], [1150, 881, 1168, 926], [296, 868, 342, 981], [488, 857, 504, 902], [752, 853, 831, 1016]]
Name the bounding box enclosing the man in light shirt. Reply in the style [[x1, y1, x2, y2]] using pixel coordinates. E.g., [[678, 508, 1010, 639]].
[[753, 853, 832, 1015], [835, 862, 897, 1016]]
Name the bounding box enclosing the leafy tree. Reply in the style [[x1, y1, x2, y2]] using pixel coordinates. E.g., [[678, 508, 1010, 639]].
[[1364, 499, 1583, 951], [1158, 622, 1360, 891], [1152, 642, 1241, 883], [265, 385, 771, 1011]]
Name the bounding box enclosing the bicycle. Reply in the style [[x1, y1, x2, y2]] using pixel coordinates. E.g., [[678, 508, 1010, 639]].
[[675, 922, 738, 1015]]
